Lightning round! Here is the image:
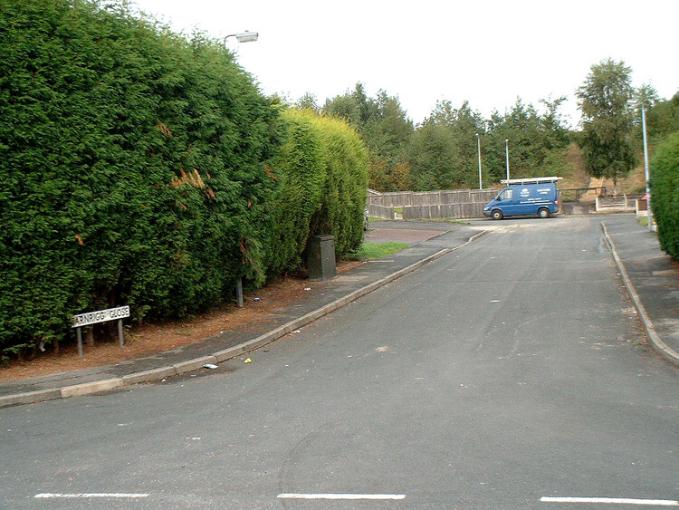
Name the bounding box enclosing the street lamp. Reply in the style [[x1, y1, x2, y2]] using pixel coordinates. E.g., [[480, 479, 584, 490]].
[[476, 133, 483, 190], [505, 139, 510, 181], [224, 31, 259, 44], [641, 106, 653, 232]]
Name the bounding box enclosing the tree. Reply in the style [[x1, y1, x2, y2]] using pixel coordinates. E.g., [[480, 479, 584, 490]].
[[295, 92, 319, 112], [644, 91, 679, 143], [323, 83, 413, 191], [634, 84, 660, 112], [407, 100, 485, 189], [407, 123, 459, 190], [576, 59, 637, 185]]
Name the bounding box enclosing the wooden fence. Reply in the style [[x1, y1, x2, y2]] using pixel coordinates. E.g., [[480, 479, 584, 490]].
[[368, 189, 497, 220]]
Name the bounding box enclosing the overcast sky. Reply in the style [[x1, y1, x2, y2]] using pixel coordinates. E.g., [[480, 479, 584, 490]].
[[131, 0, 678, 128]]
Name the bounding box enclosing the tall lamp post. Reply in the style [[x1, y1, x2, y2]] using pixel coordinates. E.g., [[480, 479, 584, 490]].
[[476, 133, 483, 189], [505, 139, 510, 181], [224, 31, 259, 44], [227, 29, 258, 309], [641, 106, 652, 232]]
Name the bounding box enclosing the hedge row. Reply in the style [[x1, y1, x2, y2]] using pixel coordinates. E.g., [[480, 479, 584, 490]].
[[265, 109, 368, 277], [0, 0, 368, 358], [310, 114, 370, 256], [651, 132, 679, 260]]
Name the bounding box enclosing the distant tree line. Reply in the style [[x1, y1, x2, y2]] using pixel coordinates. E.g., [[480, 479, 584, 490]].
[[298, 84, 571, 192], [298, 63, 677, 194]]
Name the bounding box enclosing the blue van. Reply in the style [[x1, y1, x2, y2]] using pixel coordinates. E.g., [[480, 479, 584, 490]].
[[483, 177, 561, 220]]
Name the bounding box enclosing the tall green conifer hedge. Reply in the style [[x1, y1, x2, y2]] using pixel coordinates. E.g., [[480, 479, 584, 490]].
[[309, 115, 369, 255], [265, 110, 369, 275], [265, 109, 326, 276], [0, 2, 369, 360], [651, 132, 679, 260], [0, 0, 281, 355]]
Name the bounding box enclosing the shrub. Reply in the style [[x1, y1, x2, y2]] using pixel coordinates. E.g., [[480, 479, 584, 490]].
[[0, 0, 280, 356], [309, 115, 369, 257], [265, 110, 369, 274], [651, 132, 679, 260], [0, 1, 368, 361], [265, 109, 326, 276]]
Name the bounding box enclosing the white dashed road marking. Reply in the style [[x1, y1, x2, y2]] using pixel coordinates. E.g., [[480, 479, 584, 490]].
[[35, 493, 149, 499], [278, 493, 406, 500], [541, 497, 678, 506]]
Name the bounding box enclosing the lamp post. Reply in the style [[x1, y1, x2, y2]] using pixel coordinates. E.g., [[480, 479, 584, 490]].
[[505, 139, 510, 181], [642, 106, 652, 232], [476, 133, 483, 189], [224, 31, 259, 44]]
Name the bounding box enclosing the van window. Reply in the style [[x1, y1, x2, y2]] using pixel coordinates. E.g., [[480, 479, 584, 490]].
[[499, 189, 513, 201]]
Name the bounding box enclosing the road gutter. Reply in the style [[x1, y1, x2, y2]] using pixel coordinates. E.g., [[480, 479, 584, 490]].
[[601, 222, 679, 367]]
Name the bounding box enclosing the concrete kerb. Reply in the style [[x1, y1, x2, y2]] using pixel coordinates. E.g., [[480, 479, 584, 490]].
[[121, 366, 177, 385], [0, 229, 489, 408], [60, 378, 123, 399], [601, 222, 679, 367], [173, 355, 218, 375], [0, 388, 61, 408]]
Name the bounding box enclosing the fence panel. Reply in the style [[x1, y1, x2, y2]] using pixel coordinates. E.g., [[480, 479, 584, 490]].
[[369, 188, 497, 220], [368, 204, 395, 219]]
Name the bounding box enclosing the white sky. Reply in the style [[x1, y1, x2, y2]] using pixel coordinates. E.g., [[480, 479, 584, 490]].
[[131, 0, 678, 128]]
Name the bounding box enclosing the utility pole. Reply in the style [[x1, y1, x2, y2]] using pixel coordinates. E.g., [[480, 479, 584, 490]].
[[641, 106, 652, 232], [505, 139, 510, 181], [476, 133, 483, 189]]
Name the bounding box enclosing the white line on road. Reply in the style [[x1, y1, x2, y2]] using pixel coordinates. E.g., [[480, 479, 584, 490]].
[[541, 497, 679, 506], [35, 493, 149, 499], [278, 493, 405, 500]]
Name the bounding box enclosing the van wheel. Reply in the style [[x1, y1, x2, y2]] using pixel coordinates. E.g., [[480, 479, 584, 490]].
[[538, 208, 549, 219], [491, 209, 503, 220]]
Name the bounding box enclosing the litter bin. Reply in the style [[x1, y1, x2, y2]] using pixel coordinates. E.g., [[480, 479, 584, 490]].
[[307, 235, 336, 280]]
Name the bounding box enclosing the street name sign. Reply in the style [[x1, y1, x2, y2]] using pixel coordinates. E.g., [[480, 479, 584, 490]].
[[72, 306, 130, 328]]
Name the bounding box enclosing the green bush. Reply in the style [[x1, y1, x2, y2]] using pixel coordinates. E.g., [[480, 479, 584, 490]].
[[265, 109, 326, 276], [0, 0, 280, 356], [0, 1, 368, 361], [265, 110, 369, 274], [309, 115, 369, 257], [651, 132, 679, 260]]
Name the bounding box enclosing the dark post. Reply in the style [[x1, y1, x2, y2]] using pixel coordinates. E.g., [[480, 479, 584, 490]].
[[117, 319, 125, 347], [86, 327, 95, 347], [76, 328, 83, 358], [236, 278, 244, 308]]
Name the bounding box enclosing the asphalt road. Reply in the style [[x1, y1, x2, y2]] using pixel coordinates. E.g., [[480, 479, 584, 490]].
[[1, 216, 677, 510]]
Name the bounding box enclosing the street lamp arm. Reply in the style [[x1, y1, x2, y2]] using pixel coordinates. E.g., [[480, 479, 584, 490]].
[[224, 31, 259, 44]]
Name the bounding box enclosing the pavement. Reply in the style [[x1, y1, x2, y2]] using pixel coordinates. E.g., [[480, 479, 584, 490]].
[[601, 214, 679, 366], [0, 221, 487, 407], [1, 213, 677, 409]]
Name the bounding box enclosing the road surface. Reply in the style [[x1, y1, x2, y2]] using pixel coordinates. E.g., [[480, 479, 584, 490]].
[[1, 216, 677, 509]]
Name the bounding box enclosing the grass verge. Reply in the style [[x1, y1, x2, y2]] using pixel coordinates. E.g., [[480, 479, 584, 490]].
[[347, 241, 410, 261]]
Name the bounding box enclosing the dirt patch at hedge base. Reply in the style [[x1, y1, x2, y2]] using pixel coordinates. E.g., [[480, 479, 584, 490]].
[[0, 261, 363, 381]]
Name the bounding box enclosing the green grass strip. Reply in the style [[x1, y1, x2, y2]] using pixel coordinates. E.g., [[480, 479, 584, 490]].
[[348, 241, 410, 261]]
